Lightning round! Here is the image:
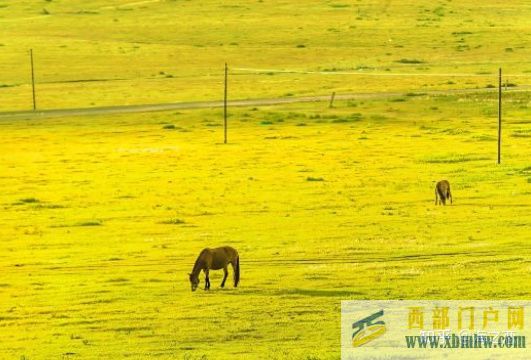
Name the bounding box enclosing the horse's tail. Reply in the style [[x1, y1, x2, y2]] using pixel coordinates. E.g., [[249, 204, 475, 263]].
[[234, 256, 240, 287]]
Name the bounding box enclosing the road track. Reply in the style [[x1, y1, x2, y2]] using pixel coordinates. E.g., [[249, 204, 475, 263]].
[[0, 86, 527, 121]]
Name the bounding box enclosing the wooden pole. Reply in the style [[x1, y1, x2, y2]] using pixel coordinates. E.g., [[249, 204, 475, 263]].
[[30, 49, 37, 111], [497, 68, 502, 164], [224, 63, 228, 144], [329, 91, 336, 108]]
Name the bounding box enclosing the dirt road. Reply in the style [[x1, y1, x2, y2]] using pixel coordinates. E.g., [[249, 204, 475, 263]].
[[0, 87, 526, 121]]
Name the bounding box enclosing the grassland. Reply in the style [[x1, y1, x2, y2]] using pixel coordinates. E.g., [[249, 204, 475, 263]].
[[0, 0, 530, 110], [0, 0, 530, 359], [1, 92, 530, 359]]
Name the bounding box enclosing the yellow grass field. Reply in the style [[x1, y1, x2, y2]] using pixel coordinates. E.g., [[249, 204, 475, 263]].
[[0, 1, 530, 359], [1, 93, 530, 359]]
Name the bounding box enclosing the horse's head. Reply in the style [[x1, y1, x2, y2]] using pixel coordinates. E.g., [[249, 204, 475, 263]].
[[189, 273, 199, 292]]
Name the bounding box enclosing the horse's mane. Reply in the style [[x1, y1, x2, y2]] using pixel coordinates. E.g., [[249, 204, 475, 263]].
[[191, 249, 208, 274]]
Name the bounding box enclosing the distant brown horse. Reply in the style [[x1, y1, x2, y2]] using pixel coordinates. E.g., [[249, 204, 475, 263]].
[[189, 246, 240, 291], [435, 180, 452, 205]]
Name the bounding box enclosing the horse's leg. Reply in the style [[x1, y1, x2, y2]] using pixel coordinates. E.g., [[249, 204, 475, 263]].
[[221, 266, 228, 288], [204, 269, 210, 290]]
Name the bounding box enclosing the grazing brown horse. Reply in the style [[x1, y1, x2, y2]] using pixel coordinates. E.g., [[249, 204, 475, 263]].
[[189, 246, 240, 291], [435, 180, 452, 205]]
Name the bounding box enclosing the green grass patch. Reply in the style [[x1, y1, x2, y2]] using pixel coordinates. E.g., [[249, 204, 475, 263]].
[[395, 58, 425, 64], [159, 218, 186, 225], [75, 220, 103, 227], [419, 153, 490, 163]]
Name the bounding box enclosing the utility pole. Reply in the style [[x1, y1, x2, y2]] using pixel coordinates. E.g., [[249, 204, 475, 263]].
[[30, 49, 37, 111], [224, 63, 228, 144], [329, 92, 336, 108], [497, 68, 502, 164]]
